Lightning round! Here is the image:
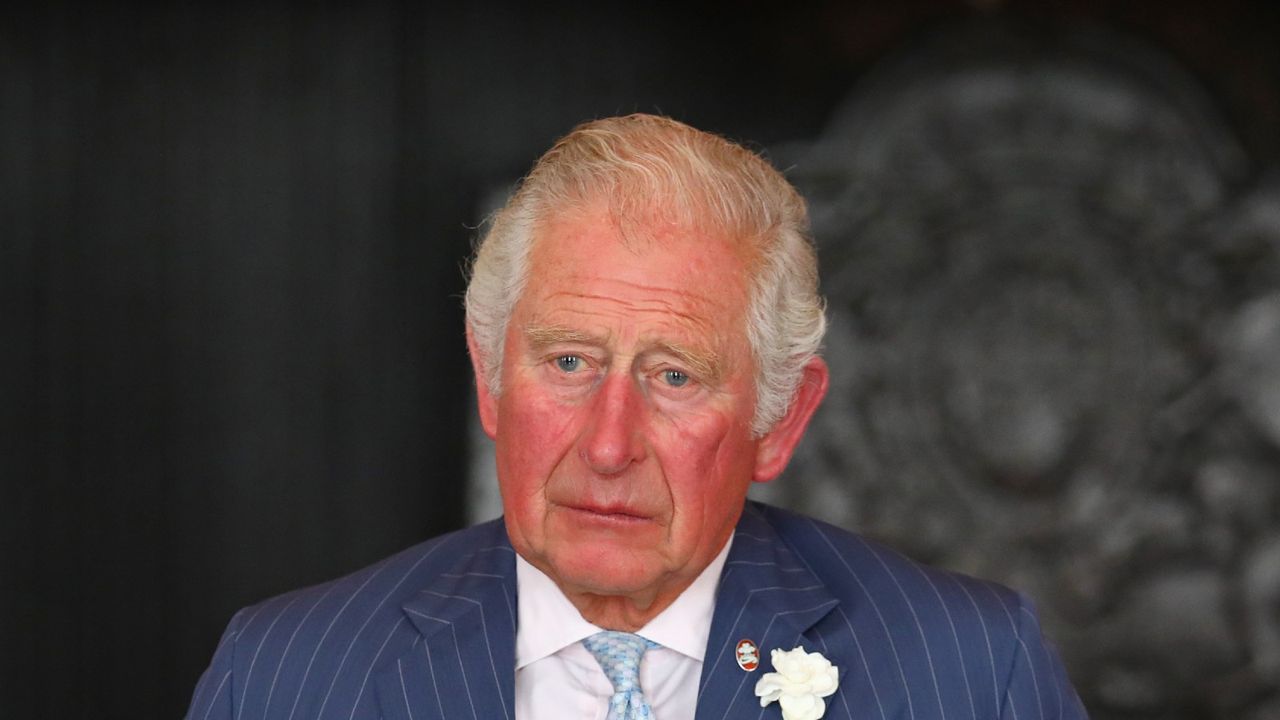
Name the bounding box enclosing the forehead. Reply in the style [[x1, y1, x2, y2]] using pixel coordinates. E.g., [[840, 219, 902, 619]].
[[520, 205, 755, 326]]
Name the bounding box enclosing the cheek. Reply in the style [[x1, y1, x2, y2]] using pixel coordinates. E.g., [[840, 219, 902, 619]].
[[654, 409, 756, 509], [496, 385, 582, 496]]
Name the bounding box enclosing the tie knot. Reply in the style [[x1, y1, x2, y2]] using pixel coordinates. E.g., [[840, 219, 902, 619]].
[[582, 631, 659, 694]]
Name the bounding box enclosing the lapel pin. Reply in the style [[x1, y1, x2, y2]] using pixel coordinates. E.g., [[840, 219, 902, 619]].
[[735, 639, 760, 671]]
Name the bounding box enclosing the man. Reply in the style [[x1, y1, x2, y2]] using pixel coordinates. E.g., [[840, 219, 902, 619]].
[[187, 114, 1087, 720]]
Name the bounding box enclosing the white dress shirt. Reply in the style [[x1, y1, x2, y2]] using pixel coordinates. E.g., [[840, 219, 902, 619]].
[[514, 539, 732, 720]]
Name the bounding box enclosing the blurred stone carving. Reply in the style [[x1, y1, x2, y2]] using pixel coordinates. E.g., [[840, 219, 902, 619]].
[[753, 26, 1280, 720]]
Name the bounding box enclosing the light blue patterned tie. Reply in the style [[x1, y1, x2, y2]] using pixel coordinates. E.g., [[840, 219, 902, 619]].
[[582, 630, 661, 720]]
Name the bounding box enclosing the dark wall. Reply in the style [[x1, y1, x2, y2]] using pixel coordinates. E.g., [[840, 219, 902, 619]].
[[4, 5, 472, 716], [3, 2, 1277, 718]]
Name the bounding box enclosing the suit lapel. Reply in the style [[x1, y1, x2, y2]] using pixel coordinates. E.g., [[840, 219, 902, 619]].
[[375, 523, 518, 720], [696, 503, 842, 720], [370, 506, 847, 719]]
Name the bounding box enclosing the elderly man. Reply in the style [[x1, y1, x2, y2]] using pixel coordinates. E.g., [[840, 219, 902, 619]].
[[187, 114, 1087, 720]]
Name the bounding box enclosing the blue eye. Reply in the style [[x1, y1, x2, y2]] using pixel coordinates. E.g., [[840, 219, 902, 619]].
[[554, 355, 583, 373], [662, 370, 689, 387]]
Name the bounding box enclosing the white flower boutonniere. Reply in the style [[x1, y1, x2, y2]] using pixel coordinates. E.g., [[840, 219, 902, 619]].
[[754, 646, 839, 720]]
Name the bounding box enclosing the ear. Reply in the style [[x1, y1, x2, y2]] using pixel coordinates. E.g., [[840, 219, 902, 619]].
[[753, 356, 829, 483], [466, 325, 500, 439]]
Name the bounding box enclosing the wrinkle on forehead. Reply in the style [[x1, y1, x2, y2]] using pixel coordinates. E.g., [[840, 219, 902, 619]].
[[527, 266, 740, 331], [542, 284, 718, 318]]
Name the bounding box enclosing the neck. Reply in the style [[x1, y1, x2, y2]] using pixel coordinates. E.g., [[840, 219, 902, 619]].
[[566, 586, 684, 632]]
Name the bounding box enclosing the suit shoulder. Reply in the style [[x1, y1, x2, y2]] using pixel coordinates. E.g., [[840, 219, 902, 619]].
[[750, 502, 1024, 623], [225, 519, 509, 651], [743, 503, 1087, 719], [189, 520, 514, 720]]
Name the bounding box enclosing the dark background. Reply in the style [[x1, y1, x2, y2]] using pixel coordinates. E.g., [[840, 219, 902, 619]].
[[3, 2, 1278, 718]]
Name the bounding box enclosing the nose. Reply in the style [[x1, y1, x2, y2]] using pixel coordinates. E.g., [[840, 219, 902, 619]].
[[580, 372, 646, 475]]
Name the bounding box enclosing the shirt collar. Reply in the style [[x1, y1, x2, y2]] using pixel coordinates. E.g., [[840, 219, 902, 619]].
[[515, 537, 733, 668]]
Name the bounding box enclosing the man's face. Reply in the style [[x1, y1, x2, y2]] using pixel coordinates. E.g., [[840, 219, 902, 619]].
[[475, 205, 771, 614]]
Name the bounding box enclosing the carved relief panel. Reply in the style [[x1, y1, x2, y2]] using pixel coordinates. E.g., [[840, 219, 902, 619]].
[[756, 27, 1280, 720]]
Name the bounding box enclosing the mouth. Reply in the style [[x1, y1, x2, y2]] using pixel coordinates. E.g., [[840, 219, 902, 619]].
[[560, 502, 651, 522]]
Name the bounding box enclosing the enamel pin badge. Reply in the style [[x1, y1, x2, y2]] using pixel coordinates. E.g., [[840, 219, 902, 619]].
[[736, 639, 761, 671]]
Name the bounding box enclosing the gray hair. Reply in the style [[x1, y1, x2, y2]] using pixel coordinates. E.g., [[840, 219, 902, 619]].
[[465, 114, 825, 436]]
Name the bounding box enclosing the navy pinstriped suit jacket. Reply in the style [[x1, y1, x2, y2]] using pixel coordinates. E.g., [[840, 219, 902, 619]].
[[186, 502, 1087, 720]]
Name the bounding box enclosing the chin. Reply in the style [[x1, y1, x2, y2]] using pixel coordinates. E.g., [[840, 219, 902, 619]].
[[550, 552, 662, 599]]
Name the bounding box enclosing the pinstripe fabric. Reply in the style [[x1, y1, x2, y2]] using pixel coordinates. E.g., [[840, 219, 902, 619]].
[[186, 502, 1087, 719], [185, 520, 517, 720], [694, 504, 1087, 720]]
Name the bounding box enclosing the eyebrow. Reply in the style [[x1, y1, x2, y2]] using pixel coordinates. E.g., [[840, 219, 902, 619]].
[[523, 324, 603, 350], [522, 323, 724, 384]]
